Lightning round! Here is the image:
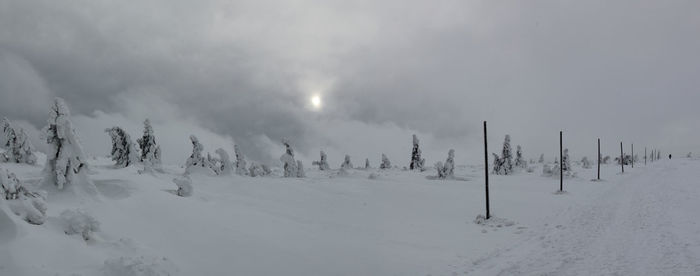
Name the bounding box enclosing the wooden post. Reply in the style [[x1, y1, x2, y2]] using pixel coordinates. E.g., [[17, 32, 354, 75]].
[[620, 142, 624, 173], [597, 138, 601, 180], [483, 121, 490, 220], [631, 143, 634, 168], [560, 131, 563, 192]]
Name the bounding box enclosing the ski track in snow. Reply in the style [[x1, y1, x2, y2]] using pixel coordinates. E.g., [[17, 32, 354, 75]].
[[460, 161, 700, 276]]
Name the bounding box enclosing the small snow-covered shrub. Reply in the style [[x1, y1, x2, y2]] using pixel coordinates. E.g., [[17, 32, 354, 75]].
[[380, 154, 391, 169], [312, 151, 330, 170], [368, 173, 380, 180], [436, 149, 455, 179], [581, 157, 592, 169], [60, 209, 100, 241], [2, 125, 37, 165], [364, 158, 370, 169], [340, 155, 353, 170], [249, 163, 272, 177], [173, 175, 193, 197], [102, 256, 177, 276], [1, 168, 47, 225]]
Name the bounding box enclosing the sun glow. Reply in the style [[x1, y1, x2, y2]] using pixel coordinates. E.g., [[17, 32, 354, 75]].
[[310, 95, 322, 109]]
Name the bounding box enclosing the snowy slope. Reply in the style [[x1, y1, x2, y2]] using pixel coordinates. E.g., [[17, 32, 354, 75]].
[[1, 157, 699, 275]]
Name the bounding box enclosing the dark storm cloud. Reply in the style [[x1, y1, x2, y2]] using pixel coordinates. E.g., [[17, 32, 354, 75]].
[[1, 0, 699, 164]]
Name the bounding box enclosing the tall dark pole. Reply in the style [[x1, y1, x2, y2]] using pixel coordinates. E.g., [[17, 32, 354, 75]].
[[620, 142, 624, 173], [483, 121, 490, 220], [560, 131, 563, 192], [597, 138, 601, 180], [631, 143, 634, 168], [645, 147, 647, 165]]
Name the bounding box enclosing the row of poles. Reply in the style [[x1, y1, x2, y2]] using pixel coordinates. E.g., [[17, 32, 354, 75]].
[[482, 121, 660, 220]]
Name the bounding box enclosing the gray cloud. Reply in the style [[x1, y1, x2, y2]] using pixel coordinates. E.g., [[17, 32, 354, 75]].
[[1, 0, 699, 165]]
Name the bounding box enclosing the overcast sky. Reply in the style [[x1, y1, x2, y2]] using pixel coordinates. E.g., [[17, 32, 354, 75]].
[[1, 0, 699, 166]]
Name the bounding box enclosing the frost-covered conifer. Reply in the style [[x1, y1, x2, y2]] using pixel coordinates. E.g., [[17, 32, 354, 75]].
[[515, 145, 526, 169], [0, 117, 11, 148], [341, 155, 353, 170], [500, 135, 513, 174], [3, 126, 37, 165], [233, 145, 248, 175], [409, 134, 425, 170], [380, 154, 391, 169], [562, 148, 571, 171], [492, 153, 505, 174], [296, 160, 305, 178], [280, 140, 297, 177], [215, 148, 233, 175], [581, 157, 592, 169], [365, 158, 370, 169], [312, 151, 330, 170], [137, 119, 161, 168], [436, 149, 455, 179], [1, 168, 47, 225], [657, 151, 661, 160], [538, 154, 544, 163], [41, 98, 96, 195], [185, 135, 206, 168], [105, 127, 138, 168]]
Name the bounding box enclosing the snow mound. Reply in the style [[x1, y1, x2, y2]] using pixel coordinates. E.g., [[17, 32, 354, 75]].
[[173, 175, 193, 197], [102, 256, 177, 276], [59, 209, 100, 241]]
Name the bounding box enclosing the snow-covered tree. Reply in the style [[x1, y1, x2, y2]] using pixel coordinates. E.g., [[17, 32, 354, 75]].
[[296, 160, 305, 178], [538, 154, 544, 163], [249, 162, 272, 177], [562, 148, 571, 172], [657, 151, 661, 160], [137, 119, 161, 168], [105, 127, 138, 168], [492, 153, 505, 174], [280, 140, 297, 177], [603, 155, 611, 164], [1, 167, 47, 225], [185, 135, 206, 168], [365, 158, 370, 169], [0, 117, 11, 148], [341, 154, 353, 170], [409, 134, 425, 170], [215, 148, 233, 175], [312, 150, 330, 170], [233, 145, 248, 176], [501, 135, 513, 173], [2, 126, 37, 165], [515, 145, 526, 169], [380, 153, 391, 169], [554, 156, 559, 164], [581, 157, 592, 169], [41, 98, 96, 195], [436, 149, 455, 179]]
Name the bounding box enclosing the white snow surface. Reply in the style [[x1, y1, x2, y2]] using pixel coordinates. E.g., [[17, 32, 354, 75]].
[[1, 157, 699, 275]]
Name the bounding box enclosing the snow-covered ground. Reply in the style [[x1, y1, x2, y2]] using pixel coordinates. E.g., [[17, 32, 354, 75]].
[[2, 157, 699, 275]]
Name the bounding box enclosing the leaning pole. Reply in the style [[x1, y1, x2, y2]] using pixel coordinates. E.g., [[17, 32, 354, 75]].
[[560, 131, 563, 192]]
